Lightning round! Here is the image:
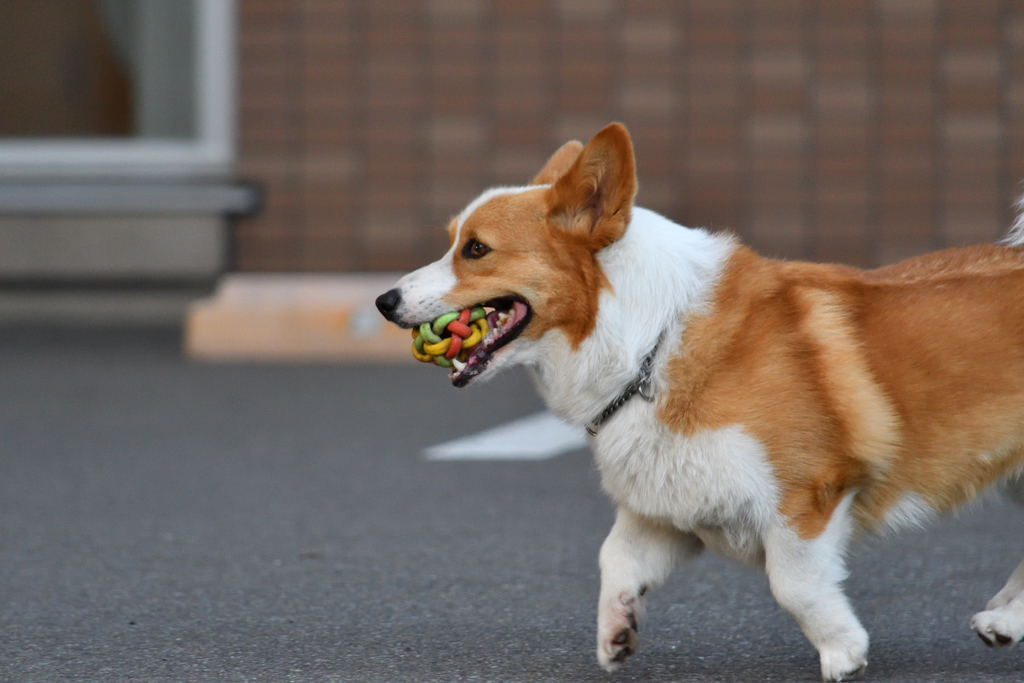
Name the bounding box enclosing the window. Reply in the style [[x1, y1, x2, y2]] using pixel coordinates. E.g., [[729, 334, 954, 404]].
[[0, 0, 236, 178]]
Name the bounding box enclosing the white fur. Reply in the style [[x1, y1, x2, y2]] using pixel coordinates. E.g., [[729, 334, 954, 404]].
[[391, 252, 458, 324], [596, 413, 778, 566], [972, 586, 1024, 647], [525, 207, 736, 426], [881, 493, 936, 535], [596, 508, 703, 670], [764, 493, 869, 681], [1001, 193, 1024, 247]]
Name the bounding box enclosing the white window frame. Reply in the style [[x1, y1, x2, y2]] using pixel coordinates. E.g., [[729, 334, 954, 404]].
[[0, 0, 236, 180]]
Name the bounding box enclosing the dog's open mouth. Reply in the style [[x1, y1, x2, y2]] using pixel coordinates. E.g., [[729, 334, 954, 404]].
[[450, 296, 532, 387]]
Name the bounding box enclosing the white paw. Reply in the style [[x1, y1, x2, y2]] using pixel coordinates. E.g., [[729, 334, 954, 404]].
[[596, 591, 642, 672], [818, 633, 869, 682], [971, 604, 1024, 648]]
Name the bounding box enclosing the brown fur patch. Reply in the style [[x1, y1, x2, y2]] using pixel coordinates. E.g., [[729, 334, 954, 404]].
[[446, 189, 610, 349], [546, 123, 636, 251], [442, 124, 638, 350], [659, 245, 1024, 539], [789, 286, 901, 477]]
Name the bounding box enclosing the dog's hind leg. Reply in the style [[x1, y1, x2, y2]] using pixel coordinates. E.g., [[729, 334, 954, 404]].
[[971, 573, 1024, 647], [970, 475, 1024, 646], [764, 494, 869, 682], [984, 557, 1024, 612], [596, 507, 703, 672]]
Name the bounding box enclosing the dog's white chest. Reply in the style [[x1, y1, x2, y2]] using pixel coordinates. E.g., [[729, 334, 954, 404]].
[[592, 401, 779, 546]]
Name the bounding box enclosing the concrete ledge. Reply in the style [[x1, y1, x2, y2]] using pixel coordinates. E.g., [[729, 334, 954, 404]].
[[0, 182, 259, 282], [0, 288, 206, 326], [184, 273, 414, 362], [0, 182, 260, 215], [0, 216, 225, 279]]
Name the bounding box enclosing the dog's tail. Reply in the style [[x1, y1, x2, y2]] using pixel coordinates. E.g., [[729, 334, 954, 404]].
[[1001, 192, 1024, 247]]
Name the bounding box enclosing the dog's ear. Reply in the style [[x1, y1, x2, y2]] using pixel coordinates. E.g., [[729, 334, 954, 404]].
[[531, 140, 584, 185], [545, 123, 636, 251]]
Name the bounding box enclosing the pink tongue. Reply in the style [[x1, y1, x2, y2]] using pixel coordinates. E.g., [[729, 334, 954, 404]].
[[512, 301, 527, 322]]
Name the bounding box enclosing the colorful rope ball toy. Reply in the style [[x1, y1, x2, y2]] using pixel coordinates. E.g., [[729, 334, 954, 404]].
[[412, 307, 489, 368]]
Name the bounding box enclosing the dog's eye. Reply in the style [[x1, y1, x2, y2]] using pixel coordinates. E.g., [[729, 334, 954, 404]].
[[463, 239, 492, 259]]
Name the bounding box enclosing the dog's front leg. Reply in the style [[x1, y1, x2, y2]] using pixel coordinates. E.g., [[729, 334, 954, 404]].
[[763, 499, 868, 682], [596, 506, 703, 671]]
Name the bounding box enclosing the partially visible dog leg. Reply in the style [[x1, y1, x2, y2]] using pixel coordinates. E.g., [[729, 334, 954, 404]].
[[971, 475, 1024, 646], [596, 507, 703, 671], [984, 557, 1024, 612], [764, 496, 869, 682], [972, 584, 1024, 647]]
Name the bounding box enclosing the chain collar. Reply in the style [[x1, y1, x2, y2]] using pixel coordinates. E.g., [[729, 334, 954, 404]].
[[585, 332, 665, 437]]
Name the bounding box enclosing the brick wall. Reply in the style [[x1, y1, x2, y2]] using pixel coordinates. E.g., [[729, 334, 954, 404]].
[[235, 0, 1024, 272]]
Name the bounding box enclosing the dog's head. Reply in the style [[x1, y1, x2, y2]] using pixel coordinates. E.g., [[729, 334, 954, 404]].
[[376, 123, 637, 386]]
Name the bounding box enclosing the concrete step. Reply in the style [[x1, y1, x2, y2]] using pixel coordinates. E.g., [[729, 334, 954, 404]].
[[0, 287, 205, 326], [184, 273, 415, 362]]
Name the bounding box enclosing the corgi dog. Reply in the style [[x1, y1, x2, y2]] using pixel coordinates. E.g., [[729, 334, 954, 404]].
[[376, 123, 1024, 681]]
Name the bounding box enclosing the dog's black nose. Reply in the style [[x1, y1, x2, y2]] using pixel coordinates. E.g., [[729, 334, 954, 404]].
[[375, 288, 402, 320]]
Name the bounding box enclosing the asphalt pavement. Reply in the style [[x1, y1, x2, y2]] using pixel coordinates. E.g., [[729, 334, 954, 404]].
[[0, 327, 1022, 682]]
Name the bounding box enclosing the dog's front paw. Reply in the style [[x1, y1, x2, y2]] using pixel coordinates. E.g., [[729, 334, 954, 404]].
[[596, 592, 641, 672], [972, 604, 1024, 648], [597, 616, 638, 672], [818, 634, 868, 682]]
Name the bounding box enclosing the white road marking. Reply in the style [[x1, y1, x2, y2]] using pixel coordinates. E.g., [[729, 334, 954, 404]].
[[424, 411, 589, 461]]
